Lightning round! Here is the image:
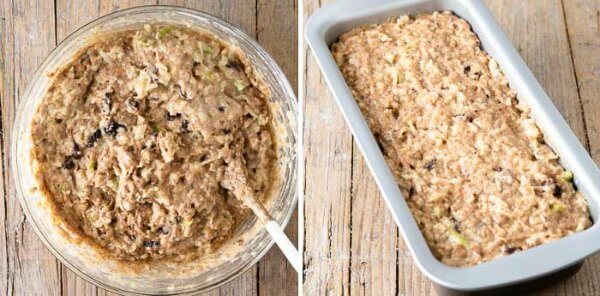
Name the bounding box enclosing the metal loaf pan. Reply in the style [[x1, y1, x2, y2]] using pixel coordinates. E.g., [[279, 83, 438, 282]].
[[305, 0, 600, 294]]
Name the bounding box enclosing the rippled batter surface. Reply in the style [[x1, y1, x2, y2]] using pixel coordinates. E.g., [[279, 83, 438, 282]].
[[31, 25, 274, 261], [331, 12, 591, 267]]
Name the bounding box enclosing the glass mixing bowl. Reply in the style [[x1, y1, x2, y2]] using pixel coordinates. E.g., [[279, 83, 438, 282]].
[[11, 6, 297, 295]]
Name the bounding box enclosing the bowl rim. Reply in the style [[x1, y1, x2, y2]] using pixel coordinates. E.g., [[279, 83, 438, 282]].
[[11, 5, 298, 295]]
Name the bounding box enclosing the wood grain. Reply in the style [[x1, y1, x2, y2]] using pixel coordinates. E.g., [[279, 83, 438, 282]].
[[349, 149, 398, 295], [0, 8, 7, 295], [302, 0, 600, 295], [542, 1, 600, 296], [1, 1, 61, 295], [1, 0, 297, 295], [303, 0, 353, 294], [256, 0, 299, 294]]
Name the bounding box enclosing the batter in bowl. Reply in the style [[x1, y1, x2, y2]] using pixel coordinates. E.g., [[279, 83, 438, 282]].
[[30, 25, 275, 262]]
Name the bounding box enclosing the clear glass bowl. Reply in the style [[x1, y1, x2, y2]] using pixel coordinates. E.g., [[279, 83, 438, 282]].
[[11, 6, 297, 295]]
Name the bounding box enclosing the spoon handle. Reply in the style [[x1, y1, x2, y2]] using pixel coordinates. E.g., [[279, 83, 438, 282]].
[[265, 220, 301, 273]]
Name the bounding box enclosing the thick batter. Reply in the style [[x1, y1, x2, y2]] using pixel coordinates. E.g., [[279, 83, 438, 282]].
[[31, 25, 275, 262], [331, 12, 592, 267]]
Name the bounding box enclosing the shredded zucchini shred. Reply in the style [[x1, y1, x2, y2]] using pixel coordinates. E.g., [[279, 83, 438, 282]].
[[88, 160, 97, 171], [450, 229, 469, 247], [158, 27, 172, 37], [559, 170, 574, 182], [550, 203, 567, 213]]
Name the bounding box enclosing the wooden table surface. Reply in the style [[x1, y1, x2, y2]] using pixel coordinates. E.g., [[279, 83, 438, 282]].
[[303, 0, 600, 295], [0, 0, 297, 295]]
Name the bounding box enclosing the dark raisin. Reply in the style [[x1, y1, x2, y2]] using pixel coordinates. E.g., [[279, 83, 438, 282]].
[[222, 128, 230, 135], [533, 187, 544, 196], [72, 143, 82, 159], [463, 65, 471, 74], [126, 98, 139, 111], [103, 121, 126, 136], [424, 159, 437, 171], [86, 129, 102, 147], [553, 185, 563, 197], [391, 108, 400, 120], [62, 157, 75, 169], [178, 85, 188, 99], [225, 60, 243, 71], [218, 106, 225, 113], [180, 120, 190, 133], [102, 92, 112, 114], [166, 112, 182, 121], [505, 245, 521, 254], [408, 186, 415, 198], [219, 185, 229, 196], [55, 118, 63, 124], [143, 240, 160, 248], [79, 53, 90, 63], [373, 133, 386, 153], [376, 141, 386, 153], [450, 215, 461, 232]]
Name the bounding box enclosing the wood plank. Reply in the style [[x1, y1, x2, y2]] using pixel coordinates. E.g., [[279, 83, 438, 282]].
[[0, 6, 8, 296], [551, 0, 600, 295], [56, 0, 159, 42], [349, 147, 398, 295], [397, 234, 435, 296], [303, 0, 353, 294], [256, 0, 298, 294], [0, 0, 62, 295], [61, 271, 96, 296], [562, 1, 600, 156], [257, 0, 298, 90]]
